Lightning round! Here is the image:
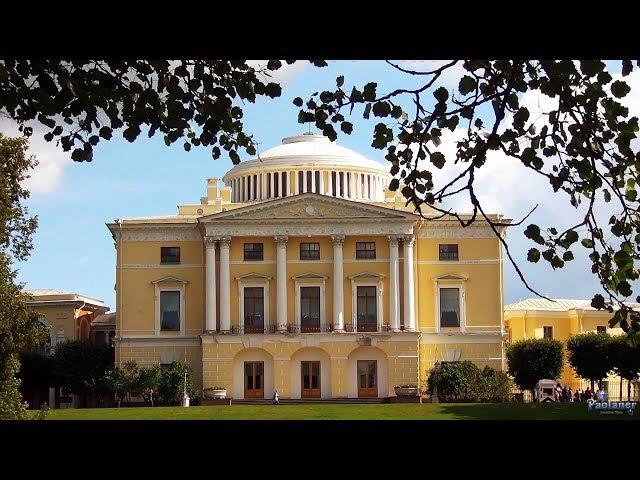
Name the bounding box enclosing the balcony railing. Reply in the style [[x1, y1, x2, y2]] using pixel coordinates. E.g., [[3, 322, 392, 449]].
[[226, 323, 393, 334]]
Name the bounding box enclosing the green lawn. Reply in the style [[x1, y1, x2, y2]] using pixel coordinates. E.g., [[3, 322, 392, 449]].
[[36, 402, 639, 420]]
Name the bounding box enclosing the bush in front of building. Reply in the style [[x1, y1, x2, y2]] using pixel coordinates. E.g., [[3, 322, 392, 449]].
[[157, 361, 198, 406], [52, 340, 114, 407], [426, 361, 512, 403], [506, 338, 564, 398], [567, 331, 614, 391]]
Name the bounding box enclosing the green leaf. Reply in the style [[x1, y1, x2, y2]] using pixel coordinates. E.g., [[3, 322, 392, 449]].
[[611, 80, 631, 98], [433, 86, 449, 103], [340, 121, 353, 134], [363, 82, 377, 101], [430, 152, 446, 169], [581, 238, 594, 248], [458, 75, 476, 95], [527, 248, 540, 263], [336, 75, 344, 88], [622, 59, 633, 77], [293, 97, 304, 107]]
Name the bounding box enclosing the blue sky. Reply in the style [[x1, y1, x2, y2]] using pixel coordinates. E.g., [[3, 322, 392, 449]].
[[11, 60, 634, 310]]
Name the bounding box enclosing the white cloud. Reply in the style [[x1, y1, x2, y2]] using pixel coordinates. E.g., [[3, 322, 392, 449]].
[[247, 60, 308, 89], [0, 116, 72, 196]]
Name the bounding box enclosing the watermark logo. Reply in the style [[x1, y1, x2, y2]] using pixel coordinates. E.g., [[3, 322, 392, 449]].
[[587, 399, 637, 416]]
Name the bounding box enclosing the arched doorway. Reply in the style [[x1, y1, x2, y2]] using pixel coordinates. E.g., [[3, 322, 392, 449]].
[[347, 346, 388, 398], [232, 348, 274, 399], [290, 347, 332, 399]]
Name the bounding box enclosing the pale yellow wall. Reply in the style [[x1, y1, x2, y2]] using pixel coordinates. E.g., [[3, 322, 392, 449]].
[[30, 304, 78, 341]]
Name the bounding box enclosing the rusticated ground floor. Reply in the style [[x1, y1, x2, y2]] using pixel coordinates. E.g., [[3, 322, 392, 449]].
[[115, 333, 505, 399]]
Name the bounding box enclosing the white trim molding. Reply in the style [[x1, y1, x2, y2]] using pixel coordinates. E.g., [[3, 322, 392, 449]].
[[349, 271, 385, 333], [152, 276, 188, 336], [433, 273, 468, 334], [236, 272, 272, 333]]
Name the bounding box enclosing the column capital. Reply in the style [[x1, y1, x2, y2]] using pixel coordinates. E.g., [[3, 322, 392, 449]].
[[401, 234, 415, 247], [204, 237, 218, 248], [388, 235, 402, 246], [331, 234, 345, 247], [217, 236, 231, 247], [274, 235, 288, 245]]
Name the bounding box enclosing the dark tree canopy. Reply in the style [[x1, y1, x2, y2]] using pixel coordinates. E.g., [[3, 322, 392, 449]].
[[566, 332, 614, 389], [506, 338, 565, 393]]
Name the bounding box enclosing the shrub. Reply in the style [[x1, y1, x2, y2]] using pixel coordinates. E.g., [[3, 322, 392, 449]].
[[506, 338, 564, 396], [157, 362, 197, 406], [427, 361, 511, 403], [609, 334, 640, 400]]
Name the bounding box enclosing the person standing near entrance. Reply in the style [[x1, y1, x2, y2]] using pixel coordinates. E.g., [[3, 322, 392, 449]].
[[273, 389, 280, 405]]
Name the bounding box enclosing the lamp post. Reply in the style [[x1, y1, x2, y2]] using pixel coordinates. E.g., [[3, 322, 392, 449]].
[[181, 370, 190, 407]]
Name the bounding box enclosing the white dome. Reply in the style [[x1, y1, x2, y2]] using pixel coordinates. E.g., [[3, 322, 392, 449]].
[[223, 133, 392, 204], [224, 133, 389, 177]]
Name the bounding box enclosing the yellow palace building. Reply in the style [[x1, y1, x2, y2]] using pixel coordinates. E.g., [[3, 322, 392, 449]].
[[107, 133, 510, 399]]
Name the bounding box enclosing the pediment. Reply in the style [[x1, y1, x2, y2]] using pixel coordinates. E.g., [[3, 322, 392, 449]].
[[349, 271, 386, 280], [199, 193, 417, 223], [151, 275, 188, 285], [235, 272, 273, 281], [433, 273, 468, 281], [291, 272, 328, 280]]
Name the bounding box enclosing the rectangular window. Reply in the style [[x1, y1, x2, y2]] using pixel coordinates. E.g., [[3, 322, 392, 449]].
[[306, 171, 312, 192], [298, 171, 304, 194], [339, 172, 344, 196], [300, 242, 320, 260], [281, 172, 287, 196], [253, 174, 257, 199], [356, 242, 376, 259], [267, 173, 271, 198], [244, 287, 264, 333], [346, 172, 351, 197], [543, 326, 554, 339], [439, 288, 460, 327], [357, 286, 377, 332], [331, 172, 337, 196], [300, 286, 321, 332], [439, 244, 459, 261], [243, 243, 264, 261], [315, 171, 320, 193], [596, 326, 607, 333], [160, 290, 180, 332], [160, 247, 180, 264]]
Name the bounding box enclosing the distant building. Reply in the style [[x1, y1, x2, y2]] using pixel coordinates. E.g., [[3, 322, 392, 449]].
[[505, 298, 640, 400], [90, 312, 116, 347], [25, 289, 109, 407]]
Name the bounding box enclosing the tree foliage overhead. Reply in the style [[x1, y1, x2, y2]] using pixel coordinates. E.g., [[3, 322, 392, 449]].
[[293, 60, 640, 335], [0, 133, 44, 419], [0, 60, 315, 164], [3, 59, 640, 336], [506, 338, 565, 393]]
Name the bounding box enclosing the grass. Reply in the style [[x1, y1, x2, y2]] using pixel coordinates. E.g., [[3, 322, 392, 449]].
[[36, 402, 640, 420]]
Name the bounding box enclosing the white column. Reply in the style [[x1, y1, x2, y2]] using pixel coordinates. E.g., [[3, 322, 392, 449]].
[[243, 176, 248, 202], [219, 237, 231, 332], [388, 235, 400, 332], [328, 171, 333, 196], [275, 235, 288, 332], [365, 175, 370, 200], [349, 173, 355, 199], [332, 235, 345, 332], [311, 169, 316, 193], [302, 171, 308, 193], [319, 170, 325, 195], [403, 235, 416, 332], [205, 238, 217, 332], [294, 170, 299, 195], [257, 173, 262, 201]]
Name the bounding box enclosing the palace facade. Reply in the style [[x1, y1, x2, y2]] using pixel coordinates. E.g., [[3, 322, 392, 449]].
[[108, 133, 510, 399]]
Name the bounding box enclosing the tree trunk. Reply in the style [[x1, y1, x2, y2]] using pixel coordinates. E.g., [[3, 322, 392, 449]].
[[620, 376, 623, 401]]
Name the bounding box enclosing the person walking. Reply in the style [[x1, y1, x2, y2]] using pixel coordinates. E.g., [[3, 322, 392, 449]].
[[567, 388, 574, 402], [272, 389, 280, 405]]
